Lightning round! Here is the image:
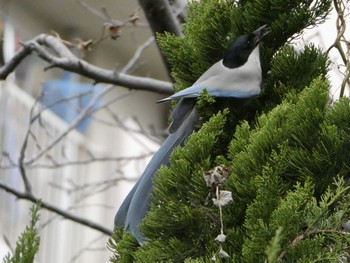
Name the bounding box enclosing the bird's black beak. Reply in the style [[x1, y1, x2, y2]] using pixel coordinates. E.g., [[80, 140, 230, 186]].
[[253, 25, 269, 45]]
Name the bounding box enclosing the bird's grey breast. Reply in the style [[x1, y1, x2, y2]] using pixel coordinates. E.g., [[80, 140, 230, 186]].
[[194, 47, 262, 97]]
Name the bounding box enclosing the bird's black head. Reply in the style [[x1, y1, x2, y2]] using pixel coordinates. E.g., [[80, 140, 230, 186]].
[[223, 25, 269, 69]]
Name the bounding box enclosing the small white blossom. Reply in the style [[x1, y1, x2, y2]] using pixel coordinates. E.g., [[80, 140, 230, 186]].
[[218, 247, 230, 258], [212, 190, 233, 207], [215, 233, 227, 243]]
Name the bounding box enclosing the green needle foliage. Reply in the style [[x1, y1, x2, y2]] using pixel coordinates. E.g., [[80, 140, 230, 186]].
[[2, 204, 41, 263], [110, 0, 350, 262]]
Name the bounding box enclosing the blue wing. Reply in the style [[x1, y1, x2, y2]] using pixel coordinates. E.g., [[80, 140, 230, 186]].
[[158, 85, 259, 102], [114, 104, 197, 244]]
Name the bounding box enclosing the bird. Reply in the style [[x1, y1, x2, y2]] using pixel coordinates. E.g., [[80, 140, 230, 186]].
[[114, 25, 269, 244]]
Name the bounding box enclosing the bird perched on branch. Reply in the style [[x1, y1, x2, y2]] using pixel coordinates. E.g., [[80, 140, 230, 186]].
[[114, 25, 269, 244]]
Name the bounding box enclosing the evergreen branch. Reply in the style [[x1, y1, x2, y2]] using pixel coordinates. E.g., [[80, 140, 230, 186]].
[[324, 184, 350, 208], [2, 204, 41, 263], [278, 228, 349, 260], [0, 34, 174, 95], [0, 182, 113, 236]]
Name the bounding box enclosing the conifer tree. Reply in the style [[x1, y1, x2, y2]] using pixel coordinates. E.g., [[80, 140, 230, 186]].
[[109, 0, 350, 262], [2, 204, 40, 263]]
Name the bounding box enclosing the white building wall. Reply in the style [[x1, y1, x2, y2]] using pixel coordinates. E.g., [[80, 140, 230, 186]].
[[0, 80, 161, 262]]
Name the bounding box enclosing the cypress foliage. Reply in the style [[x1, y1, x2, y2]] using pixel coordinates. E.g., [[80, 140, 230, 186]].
[[2, 204, 41, 263], [110, 0, 350, 262]]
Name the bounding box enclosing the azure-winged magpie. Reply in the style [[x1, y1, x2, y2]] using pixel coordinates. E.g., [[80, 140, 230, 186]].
[[114, 25, 269, 244]]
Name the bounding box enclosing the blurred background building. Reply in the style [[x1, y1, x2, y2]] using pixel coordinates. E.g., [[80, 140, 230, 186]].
[[0, 0, 177, 262]]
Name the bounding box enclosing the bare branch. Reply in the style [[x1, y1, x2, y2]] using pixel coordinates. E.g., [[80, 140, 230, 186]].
[[0, 34, 174, 95], [18, 124, 33, 194], [89, 105, 166, 143], [25, 85, 113, 165], [17, 98, 46, 194], [3, 235, 15, 254], [138, 0, 183, 37], [0, 182, 113, 235], [327, 0, 350, 98], [69, 234, 106, 262], [0, 43, 32, 77], [121, 36, 155, 74], [138, 0, 184, 75], [76, 0, 112, 22], [49, 176, 137, 197], [76, 0, 148, 28], [28, 153, 153, 169], [0, 86, 161, 170]]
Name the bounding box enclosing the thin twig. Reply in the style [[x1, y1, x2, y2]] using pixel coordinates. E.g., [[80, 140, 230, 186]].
[[17, 98, 45, 194], [0, 182, 113, 235], [24, 86, 113, 165], [327, 0, 350, 98], [3, 235, 14, 254], [76, 0, 148, 28], [121, 36, 155, 74], [69, 233, 106, 263], [27, 153, 153, 169]]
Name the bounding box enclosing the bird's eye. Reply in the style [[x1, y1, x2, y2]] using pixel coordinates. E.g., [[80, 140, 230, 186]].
[[247, 37, 255, 46], [245, 40, 252, 48]]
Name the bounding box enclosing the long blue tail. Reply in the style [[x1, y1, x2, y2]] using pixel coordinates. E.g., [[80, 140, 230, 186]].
[[114, 99, 197, 244]]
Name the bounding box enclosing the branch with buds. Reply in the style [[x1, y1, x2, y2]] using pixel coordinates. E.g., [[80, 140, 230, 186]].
[[0, 34, 174, 94]]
